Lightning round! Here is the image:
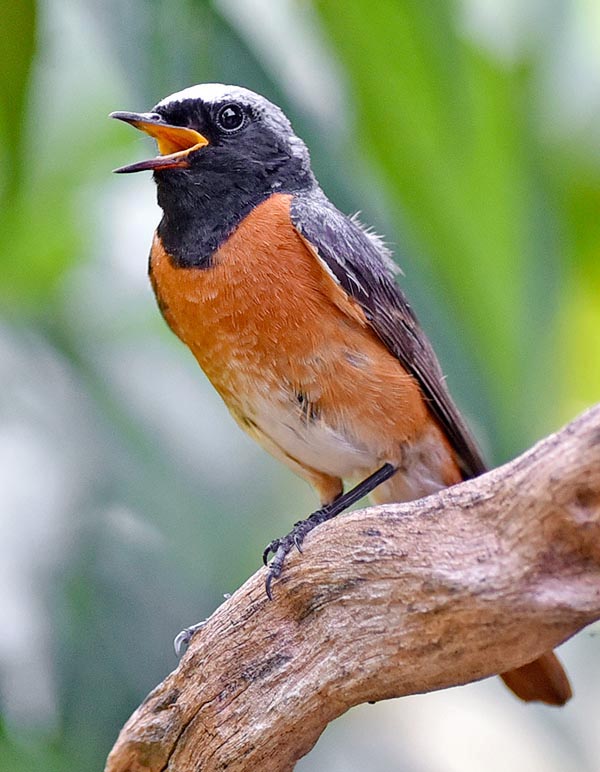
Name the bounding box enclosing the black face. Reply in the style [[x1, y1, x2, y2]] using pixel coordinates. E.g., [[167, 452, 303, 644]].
[[153, 95, 312, 186], [146, 89, 316, 267]]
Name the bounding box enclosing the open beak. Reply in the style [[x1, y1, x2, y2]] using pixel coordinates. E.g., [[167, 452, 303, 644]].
[[110, 111, 209, 173]]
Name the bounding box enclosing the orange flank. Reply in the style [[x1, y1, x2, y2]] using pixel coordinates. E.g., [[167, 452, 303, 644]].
[[149, 192, 461, 505]]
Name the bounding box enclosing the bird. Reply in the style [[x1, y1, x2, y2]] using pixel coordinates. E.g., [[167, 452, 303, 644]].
[[111, 83, 571, 706]]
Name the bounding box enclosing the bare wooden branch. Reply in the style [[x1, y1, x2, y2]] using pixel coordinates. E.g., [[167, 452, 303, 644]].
[[105, 405, 600, 772]]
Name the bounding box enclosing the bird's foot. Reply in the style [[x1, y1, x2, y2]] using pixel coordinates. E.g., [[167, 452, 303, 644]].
[[262, 465, 398, 599], [174, 621, 207, 657], [262, 505, 333, 599], [173, 592, 235, 656]]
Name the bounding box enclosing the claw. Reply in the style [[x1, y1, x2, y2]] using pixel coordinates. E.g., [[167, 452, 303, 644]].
[[264, 543, 288, 599], [261, 503, 339, 598], [262, 539, 278, 566], [174, 629, 192, 657], [259, 466, 398, 603], [265, 571, 275, 600], [174, 621, 206, 657]]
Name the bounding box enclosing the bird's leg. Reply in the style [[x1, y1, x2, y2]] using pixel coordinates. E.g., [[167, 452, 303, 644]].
[[263, 463, 397, 599]]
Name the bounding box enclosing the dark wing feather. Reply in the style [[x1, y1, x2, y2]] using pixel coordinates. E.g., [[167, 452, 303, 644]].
[[290, 190, 486, 480]]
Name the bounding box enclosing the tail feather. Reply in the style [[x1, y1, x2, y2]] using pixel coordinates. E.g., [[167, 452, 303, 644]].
[[500, 651, 572, 706]]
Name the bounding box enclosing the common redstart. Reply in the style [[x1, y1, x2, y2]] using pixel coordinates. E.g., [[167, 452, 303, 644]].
[[111, 84, 571, 705]]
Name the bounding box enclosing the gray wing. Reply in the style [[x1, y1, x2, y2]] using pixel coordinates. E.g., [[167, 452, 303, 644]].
[[290, 190, 486, 480]]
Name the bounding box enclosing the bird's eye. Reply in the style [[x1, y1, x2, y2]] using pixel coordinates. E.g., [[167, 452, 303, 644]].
[[216, 104, 245, 132]]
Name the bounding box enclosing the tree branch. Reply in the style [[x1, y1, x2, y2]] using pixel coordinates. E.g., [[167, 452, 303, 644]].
[[105, 405, 600, 772]]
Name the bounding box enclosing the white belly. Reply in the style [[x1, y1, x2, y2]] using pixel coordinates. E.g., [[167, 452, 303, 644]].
[[249, 392, 378, 480], [242, 390, 458, 504]]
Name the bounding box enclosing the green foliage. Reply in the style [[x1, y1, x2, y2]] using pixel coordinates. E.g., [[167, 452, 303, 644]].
[[0, 0, 36, 199]]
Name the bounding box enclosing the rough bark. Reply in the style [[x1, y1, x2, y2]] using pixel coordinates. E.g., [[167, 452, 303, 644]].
[[105, 405, 600, 772]]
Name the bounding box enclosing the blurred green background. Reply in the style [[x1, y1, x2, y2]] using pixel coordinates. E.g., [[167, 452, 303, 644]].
[[1, 1, 599, 770]]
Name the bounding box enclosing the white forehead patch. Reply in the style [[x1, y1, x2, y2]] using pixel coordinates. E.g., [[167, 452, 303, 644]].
[[156, 83, 258, 107]]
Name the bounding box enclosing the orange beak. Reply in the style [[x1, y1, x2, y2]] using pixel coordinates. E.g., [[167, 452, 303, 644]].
[[110, 111, 209, 173]]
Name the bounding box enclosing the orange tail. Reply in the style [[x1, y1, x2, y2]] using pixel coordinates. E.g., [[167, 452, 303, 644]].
[[500, 651, 572, 706]]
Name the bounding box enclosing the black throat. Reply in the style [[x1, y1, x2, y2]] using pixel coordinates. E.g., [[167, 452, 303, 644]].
[[156, 182, 266, 268], [155, 163, 314, 269]]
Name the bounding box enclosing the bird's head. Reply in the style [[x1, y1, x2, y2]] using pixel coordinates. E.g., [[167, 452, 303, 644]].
[[110, 84, 314, 201]]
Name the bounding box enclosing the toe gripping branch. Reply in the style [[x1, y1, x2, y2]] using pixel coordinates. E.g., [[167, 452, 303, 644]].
[[263, 463, 397, 599]]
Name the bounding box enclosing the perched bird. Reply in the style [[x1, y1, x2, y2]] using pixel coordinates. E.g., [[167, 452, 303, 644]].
[[111, 84, 571, 705]]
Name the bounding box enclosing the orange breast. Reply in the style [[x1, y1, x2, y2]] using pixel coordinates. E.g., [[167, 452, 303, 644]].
[[149, 193, 448, 483]]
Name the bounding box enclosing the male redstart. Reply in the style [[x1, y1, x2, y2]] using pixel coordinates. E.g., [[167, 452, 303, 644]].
[[111, 84, 571, 705]]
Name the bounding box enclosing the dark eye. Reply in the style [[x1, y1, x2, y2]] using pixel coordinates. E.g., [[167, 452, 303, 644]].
[[216, 104, 245, 132]]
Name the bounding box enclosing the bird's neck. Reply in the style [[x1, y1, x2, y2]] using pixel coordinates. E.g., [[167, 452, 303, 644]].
[[155, 167, 315, 269], [155, 183, 269, 269]]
